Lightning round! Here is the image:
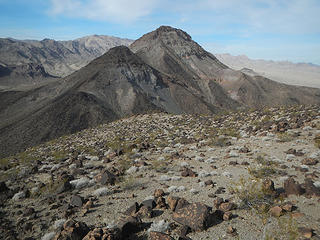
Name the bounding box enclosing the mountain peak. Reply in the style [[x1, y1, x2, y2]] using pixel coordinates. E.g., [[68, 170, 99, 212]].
[[135, 25, 192, 42]]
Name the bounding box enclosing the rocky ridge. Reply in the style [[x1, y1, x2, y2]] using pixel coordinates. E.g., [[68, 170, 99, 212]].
[[1, 105, 320, 239]]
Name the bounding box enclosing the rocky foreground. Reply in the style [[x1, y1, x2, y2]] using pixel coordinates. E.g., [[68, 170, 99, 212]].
[[1, 105, 320, 240]]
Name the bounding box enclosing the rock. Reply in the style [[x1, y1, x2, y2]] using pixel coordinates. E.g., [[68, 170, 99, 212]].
[[117, 216, 141, 238], [269, 206, 283, 217], [262, 178, 275, 193], [303, 179, 320, 197], [204, 180, 214, 186], [149, 220, 170, 233], [155, 197, 167, 209], [42, 232, 56, 240], [70, 195, 83, 207], [95, 170, 116, 185], [281, 203, 293, 212], [219, 202, 235, 212], [223, 211, 233, 221], [298, 227, 313, 239], [239, 146, 250, 153], [12, 191, 25, 201], [167, 196, 179, 211], [302, 158, 318, 166], [56, 181, 73, 194], [0, 181, 9, 193], [124, 202, 140, 216], [149, 231, 174, 240], [154, 189, 165, 198], [141, 199, 156, 209], [178, 225, 190, 237], [136, 205, 153, 218], [93, 187, 109, 197], [181, 168, 197, 177], [83, 227, 121, 240], [226, 226, 237, 235], [213, 197, 224, 209], [54, 219, 89, 240], [172, 202, 211, 231], [175, 198, 190, 212], [83, 200, 93, 210], [23, 207, 35, 217], [284, 177, 305, 196]]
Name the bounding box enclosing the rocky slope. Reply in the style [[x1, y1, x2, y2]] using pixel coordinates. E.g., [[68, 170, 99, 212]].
[[0, 35, 133, 79], [1, 105, 320, 240], [216, 53, 320, 89], [1, 26, 320, 158]]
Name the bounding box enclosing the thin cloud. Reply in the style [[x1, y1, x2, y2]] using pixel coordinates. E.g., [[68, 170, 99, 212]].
[[49, 0, 159, 23]]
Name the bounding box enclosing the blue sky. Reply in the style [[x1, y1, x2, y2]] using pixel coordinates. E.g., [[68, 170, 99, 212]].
[[0, 0, 320, 65]]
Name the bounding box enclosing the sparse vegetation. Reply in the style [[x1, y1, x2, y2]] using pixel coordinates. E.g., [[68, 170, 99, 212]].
[[264, 216, 299, 240], [277, 132, 294, 142]]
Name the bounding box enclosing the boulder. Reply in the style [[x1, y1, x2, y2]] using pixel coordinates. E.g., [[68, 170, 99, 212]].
[[172, 202, 211, 231], [284, 178, 305, 196]]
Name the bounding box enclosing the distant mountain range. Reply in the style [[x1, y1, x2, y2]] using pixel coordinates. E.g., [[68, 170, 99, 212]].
[[0, 35, 133, 79], [1, 26, 320, 157], [216, 53, 320, 88]]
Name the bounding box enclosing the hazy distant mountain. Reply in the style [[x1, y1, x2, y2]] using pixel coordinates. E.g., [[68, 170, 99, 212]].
[[216, 53, 320, 88], [1, 26, 320, 157], [0, 35, 133, 78]]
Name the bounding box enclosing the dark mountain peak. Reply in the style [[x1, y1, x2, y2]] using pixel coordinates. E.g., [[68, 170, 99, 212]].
[[133, 26, 192, 44]]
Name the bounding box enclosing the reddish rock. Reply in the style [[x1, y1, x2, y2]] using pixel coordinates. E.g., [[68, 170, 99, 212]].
[[284, 177, 305, 196], [172, 202, 211, 231], [213, 197, 224, 209], [95, 170, 116, 185], [269, 206, 283, 217], [136, 205, 153, 218], [223, 211, 233, 221], [181, 167, 197, 177], [167, 196, 179, 211], [298, 227, 313, 239], [149, 231, 174, 240], [219, 202, 235, 212], [154, 189, 165, 198], [83, 227, 121, 240], [281, 203, 293, 212], [54, 220, 89, 240], [302, 158, 318, 166]]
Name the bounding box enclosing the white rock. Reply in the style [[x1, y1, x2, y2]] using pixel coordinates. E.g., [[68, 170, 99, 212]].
[[207, 147, 215, 152], [190, 188, 199, 194], [168, 186, 178, 192], [313, 181, 320, 188], [163, 147, 172, 153], [180, 162, 189, 167], [301, 165, 309, 169], [205, 157, 216, 163], [159, 175, 171, 181], [41, 232, 56, 240], [70, 177, 90, 189], [222, 171, 232, 178], [286, 154, 296, 160], [51, 164, 61, 171], [229, 150, 239, 157], [87, 156, 99, 161], [199, 171, 210, 178], [148, 220, 170, 233], [126, 166, 139, 174], [93, 187, 109, 197], [53, 219, 66, 230], [158, 156, 166, 161], [69, 163, 77, 169], [195, 156, 204, 162], [303, 126, 313, 131], [210, 171, 219, 176], [280, 176, 289, 182], [177, 186, 186, 192], [262, 136, 272, 141], [199, 181, 206, 187], [171, 176, 182, 181], [12, 191, 25, 201]]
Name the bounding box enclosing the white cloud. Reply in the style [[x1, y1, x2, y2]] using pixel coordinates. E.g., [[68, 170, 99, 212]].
[[49, 0, 159, 23]]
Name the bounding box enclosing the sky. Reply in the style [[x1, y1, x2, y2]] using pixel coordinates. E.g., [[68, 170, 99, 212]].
[[0, 0, 320, 65]]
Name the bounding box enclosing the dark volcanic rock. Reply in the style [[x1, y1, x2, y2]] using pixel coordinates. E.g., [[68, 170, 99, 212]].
[[172, 202, 211, 231], [149, 231, 174, 240]]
